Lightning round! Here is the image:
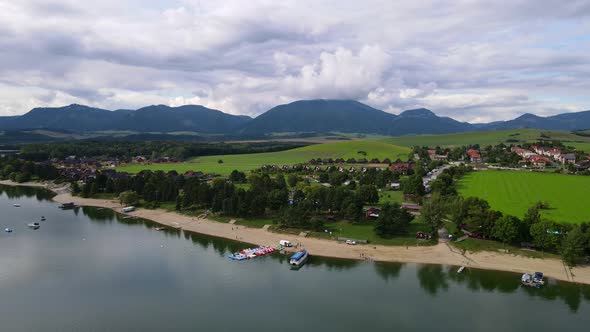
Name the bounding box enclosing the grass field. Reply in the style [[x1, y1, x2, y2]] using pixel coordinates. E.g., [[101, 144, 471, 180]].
[[380, 129, 590, 151], [116, 140, 411, 175], [458, 170, 590, 223], [310, 220, 436, 246]]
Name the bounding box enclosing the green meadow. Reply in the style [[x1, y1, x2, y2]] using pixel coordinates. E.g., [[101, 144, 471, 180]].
[[380, 129, 590, 151], [116, 140, 411, 175], [458, 170, 590, 224]]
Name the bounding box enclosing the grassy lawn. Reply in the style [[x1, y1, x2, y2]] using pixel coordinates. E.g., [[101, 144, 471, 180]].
[[310, 220, 436, 246], [380, 128, 590, 149], [378, 190, 403, 205], [451, 238, 559, 259], [115, 140, 411, 175], [458, 170, 590, 223], [234, 218, 274, 228]]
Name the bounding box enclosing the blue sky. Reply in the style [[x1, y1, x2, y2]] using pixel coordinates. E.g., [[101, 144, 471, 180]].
[[0, 0, 589, 122]]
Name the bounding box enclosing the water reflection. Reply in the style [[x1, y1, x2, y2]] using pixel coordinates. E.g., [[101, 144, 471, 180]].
[[415, 264, 590, 312], [0, 184, 54, 201], [374, 262, 404, 282]]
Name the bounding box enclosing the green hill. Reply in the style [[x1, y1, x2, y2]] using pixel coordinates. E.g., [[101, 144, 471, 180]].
[[116, 140, 411, 175], [380, 129, 590, 151]]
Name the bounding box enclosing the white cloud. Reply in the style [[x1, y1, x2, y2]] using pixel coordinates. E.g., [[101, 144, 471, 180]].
[[0, 0, 589, 122]]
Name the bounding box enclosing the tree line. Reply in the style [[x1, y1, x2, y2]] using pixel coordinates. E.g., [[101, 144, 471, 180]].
[[19, 141, 309, 161]]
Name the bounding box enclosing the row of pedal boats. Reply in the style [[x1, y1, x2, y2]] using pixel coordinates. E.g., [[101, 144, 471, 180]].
[[228, 245, 283, 260], [228, 245, 309, 268]]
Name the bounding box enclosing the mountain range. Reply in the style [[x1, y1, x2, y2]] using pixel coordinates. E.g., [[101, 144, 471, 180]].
[[1, 99, 590, 137]]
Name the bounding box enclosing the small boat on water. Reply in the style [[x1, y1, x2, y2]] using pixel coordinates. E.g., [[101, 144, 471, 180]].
[[13, 204, 20, 207], [457, 266, 465, 273], [40, 216, 46, 221], [289, 249, 308, 268], [4, 228, 13, 233], [59, 203, 76, 209], [521, 272, 545, 288], [27, 222, 40, 230], [154, 227, 167, 231]]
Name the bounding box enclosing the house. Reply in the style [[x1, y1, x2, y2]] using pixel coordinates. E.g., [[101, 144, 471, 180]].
[[529, 155, 551, 167], [366, 207, 380, 220], [575, 160, 590, 171], [401, 202, 422, 212], [558, 153, 576, 164], [467, 149, 482, 163], [390, 159, 414, 174], [427, 149, 448, 161]]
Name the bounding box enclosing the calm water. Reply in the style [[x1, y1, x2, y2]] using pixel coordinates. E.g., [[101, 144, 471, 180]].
[[1, 185, 589, 332]]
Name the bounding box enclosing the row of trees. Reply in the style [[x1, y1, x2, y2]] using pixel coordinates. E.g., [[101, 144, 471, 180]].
[[80, 170, 384, 231], [0, 157, 58, 183], [20, 141, 308, 161]]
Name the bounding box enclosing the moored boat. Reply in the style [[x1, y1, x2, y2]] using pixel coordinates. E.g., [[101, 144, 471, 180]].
[[289, 249, 308, 268], [521, 272, 544, 288], [4, 228, 13, 233], [59, 202, 76, 209], [27, 222, 40, 229], [13, 204, 20, 207]]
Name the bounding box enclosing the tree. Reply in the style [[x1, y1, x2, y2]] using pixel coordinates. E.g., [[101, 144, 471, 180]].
[[229, 170, 247, 183], [358, 185, 379, 204], [492, 215, 520, 245], [268, 189, 288, 211], [402, 174, 425, 196], [530, 220, 561, 252], [421, 192, 445, 234], [119, 190, 139, 206], [287, 174, 299, 187], [374, 203, 414, 238], [561, 226, 589, 266]]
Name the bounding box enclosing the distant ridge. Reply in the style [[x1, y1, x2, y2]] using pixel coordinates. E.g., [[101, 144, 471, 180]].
[[0, 100, 589, 135], [0, 104, 251, 133]]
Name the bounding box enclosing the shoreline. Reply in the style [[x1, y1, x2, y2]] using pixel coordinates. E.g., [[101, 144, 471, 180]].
[[2, 180, 589, 285]]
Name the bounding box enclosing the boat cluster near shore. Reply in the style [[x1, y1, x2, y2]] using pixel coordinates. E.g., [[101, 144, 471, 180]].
[[228, 245, 283, 260]]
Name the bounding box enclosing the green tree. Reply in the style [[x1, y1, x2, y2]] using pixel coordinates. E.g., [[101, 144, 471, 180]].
[[401, 174, 425, 196], [492, 215, 520, 245], [358, 185, 379, 204], [374, 203, 414, 238], [287, 174, 299, 187], [119, 190, 139, 206], [421, 192, 446, 234], [530, 220, 561, 252], [561, 226, 588, 266]]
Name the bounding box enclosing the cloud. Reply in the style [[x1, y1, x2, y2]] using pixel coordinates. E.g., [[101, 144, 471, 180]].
[[0, 0, 589, 122]]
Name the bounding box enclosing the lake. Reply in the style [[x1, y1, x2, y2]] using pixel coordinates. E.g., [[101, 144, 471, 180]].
[[1, 185, 589, 332]]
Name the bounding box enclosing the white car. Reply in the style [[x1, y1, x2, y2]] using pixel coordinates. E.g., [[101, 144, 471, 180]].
[[345, 240, 356, 245]]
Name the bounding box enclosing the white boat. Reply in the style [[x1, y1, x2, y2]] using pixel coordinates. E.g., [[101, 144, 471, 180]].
[[457, 266, 465, 273], [13, 204, 20, 207], [289, 249, 308, 268], [4, 228, 13, 233], [27, 222, 40, 229]]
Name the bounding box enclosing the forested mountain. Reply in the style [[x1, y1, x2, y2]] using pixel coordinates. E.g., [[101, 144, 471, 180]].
[[0, 104, 251, 133], [238, 100, 398, 134], [1, 100, 590, 137]]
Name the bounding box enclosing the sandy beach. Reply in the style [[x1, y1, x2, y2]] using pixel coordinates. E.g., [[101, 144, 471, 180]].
[[2, 179, 589, 284]]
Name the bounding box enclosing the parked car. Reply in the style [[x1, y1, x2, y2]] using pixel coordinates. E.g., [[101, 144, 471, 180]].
[[345, 240, 356, 245]]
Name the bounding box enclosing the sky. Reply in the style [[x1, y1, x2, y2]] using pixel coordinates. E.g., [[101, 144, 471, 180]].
[[1, 0, 589, 122]]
